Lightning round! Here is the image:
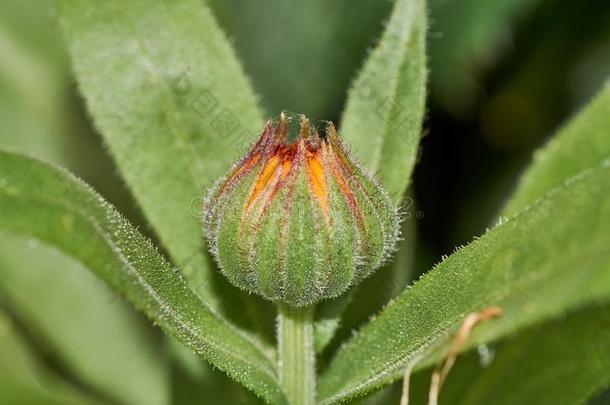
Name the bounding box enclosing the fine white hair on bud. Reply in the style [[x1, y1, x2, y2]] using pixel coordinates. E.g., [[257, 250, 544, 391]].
[[204, 112, 400, 306]]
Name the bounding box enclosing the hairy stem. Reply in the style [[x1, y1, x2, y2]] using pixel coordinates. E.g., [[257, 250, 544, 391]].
[[277, 304, 315, 404]]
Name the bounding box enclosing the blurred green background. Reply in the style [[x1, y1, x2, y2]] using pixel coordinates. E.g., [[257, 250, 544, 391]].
[[1, 0, 609, 403]]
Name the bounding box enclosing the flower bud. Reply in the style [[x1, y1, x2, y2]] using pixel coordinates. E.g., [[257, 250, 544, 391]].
[[204, 112, 399, 306]]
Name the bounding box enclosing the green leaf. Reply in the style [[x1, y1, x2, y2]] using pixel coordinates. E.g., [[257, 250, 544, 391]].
[[442, 81, 610, 405], [0, 151, 286, 404], [314, 0, 427, 355], [446, 304, 610, 405], [439, 77, 610, 405], [318, 159, 610, 403], [503, 80, 610, 216], [55, 0, 275, 348], [0, 307, 103, 405], [404, 305, 610, 405], [0, 0, 71, 161], [0, 4, 173, 402], [340, 0, 427, 201], [0, 233, 169, 405]]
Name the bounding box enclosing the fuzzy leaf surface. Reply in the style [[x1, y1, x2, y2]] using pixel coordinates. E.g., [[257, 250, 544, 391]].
[[315, 0, 427, 355], [0, 151, 285, 404], [54, 0, 275, 346], [503, 81, 610, 215], [0, 234, 169, 405], [449, 304, 610, 405], [340, 0, 427, 201], [318, 160, 610, 403]]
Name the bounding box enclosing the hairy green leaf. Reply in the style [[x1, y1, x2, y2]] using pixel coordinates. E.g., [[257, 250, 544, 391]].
[[503, 80, 610, 215], [442, 77, 610, 405], [438, 79, 610, 405], [55, 0, 275, 349], [0, 151, 285, 404], [447, 304, 610, 405], [404, 305, 610, 405], [314, 0, 427, 355], [0, 17, 170, 398], [340, 0, 427, 201], [0, 233, 169, 405], [318, 160, 610, 403]]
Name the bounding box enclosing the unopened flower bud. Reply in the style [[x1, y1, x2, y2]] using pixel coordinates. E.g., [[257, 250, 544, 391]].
[[204, 112, 399, 306]]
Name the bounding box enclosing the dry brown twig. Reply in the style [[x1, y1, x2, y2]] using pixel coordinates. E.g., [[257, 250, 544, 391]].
[[400, 306, 503, 405]]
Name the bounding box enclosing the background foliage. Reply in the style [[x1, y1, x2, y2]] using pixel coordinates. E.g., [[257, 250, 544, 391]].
[[0, 0, 609, 404]]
